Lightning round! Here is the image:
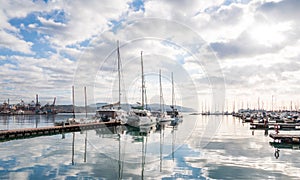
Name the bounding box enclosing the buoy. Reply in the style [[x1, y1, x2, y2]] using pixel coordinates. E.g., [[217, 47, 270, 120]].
[[274, 149, 280, 159]]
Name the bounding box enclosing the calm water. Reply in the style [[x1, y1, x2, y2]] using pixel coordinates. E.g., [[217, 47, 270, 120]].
[[0, 114, 300, 179]]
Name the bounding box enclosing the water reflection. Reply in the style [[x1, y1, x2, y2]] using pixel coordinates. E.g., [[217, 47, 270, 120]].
[[0, 114, 57, 130], [72, 132, 75, 165], [87, 122, 182, 179], [1, 114, 300, 179], [269, 141, 300, 160], [0, 113, 97, 131], [84, 131, 87, 163]]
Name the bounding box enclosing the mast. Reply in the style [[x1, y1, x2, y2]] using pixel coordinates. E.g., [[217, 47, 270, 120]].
[[258, 97, 260, 111], [141, 51, 145, 109], [72, 86, 75, 119], [226, 99, 228, 112], [272, 95, 274, 112], [84, 86, 87, 118], [84, 86, 88, 163], [171, 72, 174, 112], [233, 100, 235, 113], [36, 94, 39, 106], [159, 69, 162, 113], [117, 41, 121, 109], [205, 100, 207, 114]]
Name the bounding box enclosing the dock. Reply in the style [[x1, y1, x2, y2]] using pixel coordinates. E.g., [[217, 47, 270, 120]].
[[0, 121, 121, 142], [269, 133, 300, 144], [250, 123, 300, 130]]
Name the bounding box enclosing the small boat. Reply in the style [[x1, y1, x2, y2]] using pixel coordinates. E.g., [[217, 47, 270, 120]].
[[190, 112, 201, 115], [0, 110, 11, 115], [95, 102, 127, 123], [54, 118, 80, 126]]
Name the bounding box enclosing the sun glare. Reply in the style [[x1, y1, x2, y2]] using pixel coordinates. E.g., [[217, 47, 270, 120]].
[[249, 22, 292, 47]]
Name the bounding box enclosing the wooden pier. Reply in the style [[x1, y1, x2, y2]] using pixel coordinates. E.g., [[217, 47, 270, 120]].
[[269, 133, 300, 144], [250, 123, 300, 130], [0, 121, 121, 142]]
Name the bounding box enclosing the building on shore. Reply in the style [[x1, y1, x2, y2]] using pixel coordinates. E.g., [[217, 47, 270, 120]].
[[0, 95, 57, 115]]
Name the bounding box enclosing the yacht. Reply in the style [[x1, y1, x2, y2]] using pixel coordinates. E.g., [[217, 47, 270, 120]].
[[126, 51, 156, 128], [95, 41, 128, 124]]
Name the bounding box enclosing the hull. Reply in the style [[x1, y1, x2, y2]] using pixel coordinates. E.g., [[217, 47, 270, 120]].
[[126, 115, 156, 128], [96, 109, 128, 123], [157, 116, 173, 122]]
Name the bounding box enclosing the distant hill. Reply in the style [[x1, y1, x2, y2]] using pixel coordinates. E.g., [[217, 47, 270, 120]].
[[55, 103, 195, 113], [55, 105, 96, 113], [144, 103, 195, 112]]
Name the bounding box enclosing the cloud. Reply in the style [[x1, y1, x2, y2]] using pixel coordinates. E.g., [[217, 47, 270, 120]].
[[257, 0, 300, 20], [209, 0, 300, 58], [0, 30, 33, 54], [0, 54, 76, 104], [39, 0, 131, 47], [37, 16, 66, 28], [0, 0, 299, 108]]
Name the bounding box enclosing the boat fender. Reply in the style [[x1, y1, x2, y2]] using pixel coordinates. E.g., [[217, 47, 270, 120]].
[[274, 149, 280, 159]]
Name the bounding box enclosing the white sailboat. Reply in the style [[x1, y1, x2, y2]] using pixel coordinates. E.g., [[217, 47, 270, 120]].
[[157, 69, 173, 123], [95, 41, 128, 124], [166, 72, 182, 126], [126, 51, 156, 127]]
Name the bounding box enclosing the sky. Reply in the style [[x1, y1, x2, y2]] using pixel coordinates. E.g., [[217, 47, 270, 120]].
[[0, 0, 299, 111]]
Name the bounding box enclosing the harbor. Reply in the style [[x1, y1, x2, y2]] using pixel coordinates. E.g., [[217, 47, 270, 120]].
[[2, 0, 300, 178], [228, 106, 300, 167], [1, 70, 300, 179]]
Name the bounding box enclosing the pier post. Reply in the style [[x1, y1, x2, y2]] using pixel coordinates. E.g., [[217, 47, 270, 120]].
[[264, 119, 267, 128]]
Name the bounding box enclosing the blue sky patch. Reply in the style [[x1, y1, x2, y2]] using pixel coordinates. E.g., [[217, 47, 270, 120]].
[[8, 11, 61, 58], [130, 0, 145, 12], [59, 51, 76, 62], [109, 19, 125, 34], [0, 47, 31, 58], [223, 0, 251, 6], [41, 9, 68, 24]]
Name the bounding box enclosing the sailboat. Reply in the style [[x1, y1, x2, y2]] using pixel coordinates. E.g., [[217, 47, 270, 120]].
[[157, 69, 172, 123], [95, 41, 128, 124], [126, 51, 156, 127], [166, 72, 182, 126]]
